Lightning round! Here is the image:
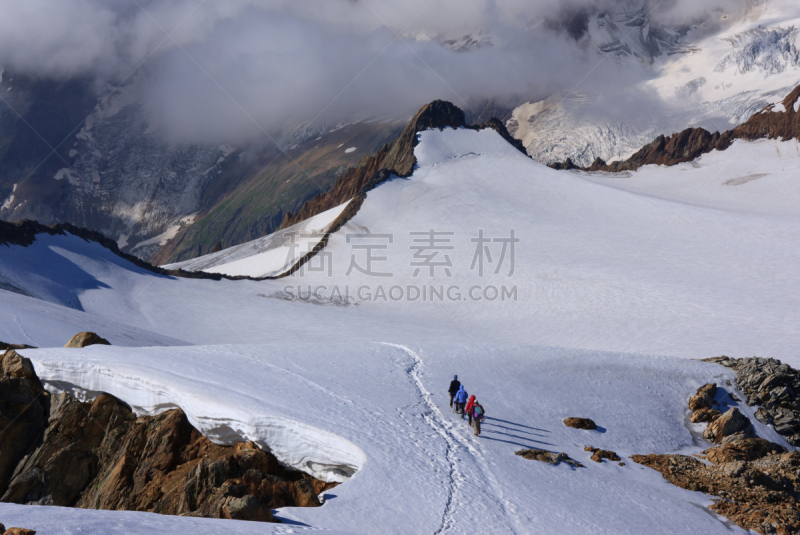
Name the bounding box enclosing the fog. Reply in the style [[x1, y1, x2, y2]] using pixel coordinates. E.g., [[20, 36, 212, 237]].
[[0, 0, 753, 143]]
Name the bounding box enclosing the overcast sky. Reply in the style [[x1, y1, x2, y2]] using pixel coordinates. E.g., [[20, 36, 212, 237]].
[[0, 0, 752, 144]]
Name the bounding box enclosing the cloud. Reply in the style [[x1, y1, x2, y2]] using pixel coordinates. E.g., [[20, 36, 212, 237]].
[[0, 0, 754, 144]]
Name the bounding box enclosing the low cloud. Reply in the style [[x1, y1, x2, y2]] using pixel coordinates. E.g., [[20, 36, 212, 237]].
[[0, 0, 754, 144]]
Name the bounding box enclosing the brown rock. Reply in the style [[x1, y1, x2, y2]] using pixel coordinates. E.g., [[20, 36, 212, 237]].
[[688, 383, 717, 411], [279, 100, 525, 232], [4, 529, 36, 535], [585, 447, 621, 463], [0, 351, 47, 496], [703, 408, 755, 444], [690, 407, 721, 423], [64, 332, 111, 348], [0, 350, 39, 387], [563, 417, 597, 430], [618, 462, 625, 467], [704, 438, 786, 465], [552, 84, 800, 173], [0, 365, 333, 523], [221, 494, 274, 522], [515, 449, 583, 467], [634, 447, 800, 535]]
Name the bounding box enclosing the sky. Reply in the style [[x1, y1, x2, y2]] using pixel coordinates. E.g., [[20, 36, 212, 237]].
[[0, 0, 753, 144]]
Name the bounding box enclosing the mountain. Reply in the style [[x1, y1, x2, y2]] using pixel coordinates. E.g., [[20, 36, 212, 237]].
[[3, 107, 800, 532], [509, 0, 800, 166], [0, 74, 402, 265], [2, 0, 800, 272], [550, 83, 800, 171]]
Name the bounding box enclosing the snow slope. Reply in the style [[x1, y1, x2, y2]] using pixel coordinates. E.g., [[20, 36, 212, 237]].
[[2, 127, 800, 532], [20, 343, 788, 534], [163, 201, 351, 278]]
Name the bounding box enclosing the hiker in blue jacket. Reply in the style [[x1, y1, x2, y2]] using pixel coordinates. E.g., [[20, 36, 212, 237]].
[[454, 385, 468, 418]]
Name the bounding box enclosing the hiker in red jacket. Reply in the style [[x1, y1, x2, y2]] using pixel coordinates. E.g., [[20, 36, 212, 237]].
[[465, 395, 476, 426], [471, 400, 485, 436]]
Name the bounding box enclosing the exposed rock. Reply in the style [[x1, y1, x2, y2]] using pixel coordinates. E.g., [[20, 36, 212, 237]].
[[634, 446, 800, 535], [703, 407, 756, 444], [64, 332, 111, 349], [618, 462, 625, 467], [0, 351, 47, 496], [584, 447, 621, 463], [0, 350, 40, 388], [704, 356, 800, 446], [4, 529, 36, 535], [550, 83, 800, 172], [690, 407, 721, 423], [755, 408, 772, 425], [515, 449, 583, 468], [280, 100, 527, 230], [688, 383, 717, 411], [563, 417, 597, 430], [0, 358, 333, 523], [703, 438, 785, 465]]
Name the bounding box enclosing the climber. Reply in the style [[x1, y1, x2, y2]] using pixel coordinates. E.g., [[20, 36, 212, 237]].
[[471, 399, 485, 436], [465, 394, 476, 426], [448, 375, 461, 409], [454, 385, 469, 418]]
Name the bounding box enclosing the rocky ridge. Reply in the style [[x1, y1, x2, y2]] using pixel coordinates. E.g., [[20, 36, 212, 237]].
[[279, 101, 526, 230], [0, 345, 332, 522], [633, 356, 800, 535], [549, 84, 800, 172], [705, 356, 800, 447]]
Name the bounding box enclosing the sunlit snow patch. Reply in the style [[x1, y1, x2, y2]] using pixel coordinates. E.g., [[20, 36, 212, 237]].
[[24, 346, 366, 483], [164, 200, 350, 278]]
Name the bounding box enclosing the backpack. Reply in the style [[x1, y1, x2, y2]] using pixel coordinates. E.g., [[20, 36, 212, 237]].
[[474, 406, 483, 418]]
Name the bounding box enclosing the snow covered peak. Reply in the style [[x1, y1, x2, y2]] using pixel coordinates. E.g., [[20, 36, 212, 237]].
[[413, 128, 529, 168]]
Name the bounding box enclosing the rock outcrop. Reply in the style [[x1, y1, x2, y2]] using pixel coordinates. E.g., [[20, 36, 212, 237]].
[[515, 449, 583, 468], [1, 527, 36, 535], [634, 444, 797, 535], [703, 407, 756, 444], [584, 447, 621, 463], [0, 351, 47, 497], [705, 356, 800, 446], [704, 438, 786, 465], [550, 84, 800, 172], [632, 357, 800, 534], [64, 332, 111, 349], [0, 349, 332, 522], [279, 100, 526, 230], [563, 417, 597, 430]]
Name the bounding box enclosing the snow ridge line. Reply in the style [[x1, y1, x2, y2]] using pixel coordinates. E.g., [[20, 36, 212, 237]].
[[384, 343, 523, 535]]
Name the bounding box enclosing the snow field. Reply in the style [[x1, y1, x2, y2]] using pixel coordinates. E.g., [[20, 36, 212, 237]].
[[19, 342, 785, 533], [2, 126, 800, 532], [164, 200, 351, 278]]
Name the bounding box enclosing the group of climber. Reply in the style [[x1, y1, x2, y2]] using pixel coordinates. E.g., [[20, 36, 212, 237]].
[[447, 375, 485, 436]]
